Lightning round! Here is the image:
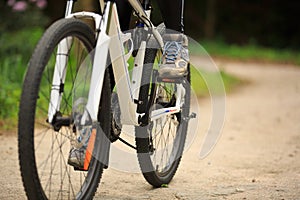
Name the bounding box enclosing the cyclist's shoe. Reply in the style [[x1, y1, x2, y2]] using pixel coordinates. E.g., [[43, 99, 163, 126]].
[[68, 127, 91, 168], [68, 147, 85, 168], [159, 33, 189, 79]]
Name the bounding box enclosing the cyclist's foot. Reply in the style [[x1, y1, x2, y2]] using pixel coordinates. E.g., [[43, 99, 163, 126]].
[[158, 33, 189, 79], [67, 147, 85, 168], [68, 126, 92, 168]]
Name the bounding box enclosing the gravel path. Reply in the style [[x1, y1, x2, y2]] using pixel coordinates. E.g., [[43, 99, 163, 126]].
[[1, 60, 299, 199]]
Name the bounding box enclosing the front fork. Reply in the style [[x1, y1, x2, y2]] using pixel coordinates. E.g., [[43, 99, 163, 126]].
[[47, 0, 104, 125], [47, 0, 75, 124], [48, 38, 72, 123]]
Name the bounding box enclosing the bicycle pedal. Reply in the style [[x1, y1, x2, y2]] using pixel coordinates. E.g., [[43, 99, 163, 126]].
[[189, 112, 197, 119], [73, 164, 108, 171], [184, 112, 197, 121], [73, 166, 88, 172]]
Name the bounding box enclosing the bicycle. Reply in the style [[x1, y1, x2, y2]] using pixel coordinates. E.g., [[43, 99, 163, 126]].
[[18, 0, 195, 199]]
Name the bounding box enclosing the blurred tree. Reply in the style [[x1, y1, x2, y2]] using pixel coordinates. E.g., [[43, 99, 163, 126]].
[[185, 0, 205, 39], [44, 0, 100, 23], [204, 0, 216, 39], [215, 0, 300, 49], [44, 0, 65, 22], [0, 0, 48, 33], [75, 0, 100, 12], [1, 0, 300, 49]]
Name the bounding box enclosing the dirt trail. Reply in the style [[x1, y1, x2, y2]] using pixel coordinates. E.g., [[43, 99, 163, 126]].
[[1, 60, 300, 199]]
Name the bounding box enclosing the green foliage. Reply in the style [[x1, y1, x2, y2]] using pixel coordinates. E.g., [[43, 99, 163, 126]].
[[0, 28, 43, 128], [0, 80, 21, 128], [0, 3, 47, 129], [0, 28, 43, 61], [191, 66, 240, 97], [198, 40, 300, 66], [0, 3, 48, 33]]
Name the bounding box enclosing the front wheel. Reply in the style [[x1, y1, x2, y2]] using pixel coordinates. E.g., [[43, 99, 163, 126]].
[[18, 18, 111, 199]]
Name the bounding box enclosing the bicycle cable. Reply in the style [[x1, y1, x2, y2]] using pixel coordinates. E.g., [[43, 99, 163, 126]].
[[117, 136, 137, 150]]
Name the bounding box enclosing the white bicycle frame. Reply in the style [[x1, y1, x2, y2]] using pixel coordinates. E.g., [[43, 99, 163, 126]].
[[48, 0, 185, 126]]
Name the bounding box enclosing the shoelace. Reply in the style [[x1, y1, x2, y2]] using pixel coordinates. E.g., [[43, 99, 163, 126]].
[[77, 127, 91, 149], [163, 41, 182, 63]]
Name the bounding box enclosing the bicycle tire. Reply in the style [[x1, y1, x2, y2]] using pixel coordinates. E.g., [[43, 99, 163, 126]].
[[135, 39, 191, 187], [18, 18, 111, 199]]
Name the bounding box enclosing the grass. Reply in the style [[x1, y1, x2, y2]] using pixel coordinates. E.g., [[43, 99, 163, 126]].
[[197, 40, 300, 66], [190, 66, 241, 97]]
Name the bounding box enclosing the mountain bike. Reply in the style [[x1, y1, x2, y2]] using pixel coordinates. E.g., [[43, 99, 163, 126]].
[[18, 0, 195, 199]]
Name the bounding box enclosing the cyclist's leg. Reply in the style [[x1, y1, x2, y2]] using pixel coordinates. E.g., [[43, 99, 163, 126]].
[[115, 0, 132, 31], [157, 0, 184, 33]]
